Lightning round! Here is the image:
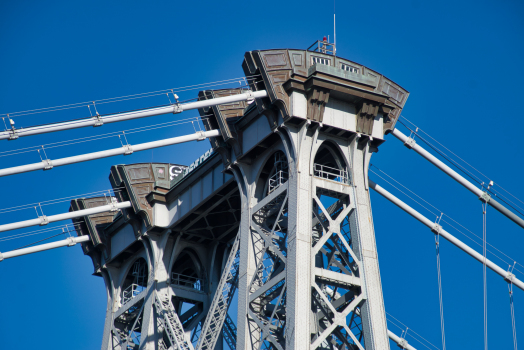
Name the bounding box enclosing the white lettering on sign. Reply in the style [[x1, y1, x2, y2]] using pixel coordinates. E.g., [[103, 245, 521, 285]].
[[169, 165, 185, 181], [171, 149, 214, 184]]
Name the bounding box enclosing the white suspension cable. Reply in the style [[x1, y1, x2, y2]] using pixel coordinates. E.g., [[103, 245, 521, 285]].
[[0, 90, 267, 141], [0, 129, 220, 177], [0, 201, 131, 233], [369, 166, 524, 277], [386, 312, 441, 350], [0, 235, 90, 261], [0, 222, 83, 242], [388, 329, 417, 350], [369, 179, 524, 291], [0, 115, 211, 159], [390, 128, 524, 230], [396, 120, 524, 219], [1, 76, 260, 118], [0, 188, 124, 215], [482, 201, 488, 350], [401, 116, 524, 212]]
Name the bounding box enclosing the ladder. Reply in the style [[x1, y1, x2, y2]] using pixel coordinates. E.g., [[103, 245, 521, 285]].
[[196, 234, 240, 350], [154, 291, 195, 350]]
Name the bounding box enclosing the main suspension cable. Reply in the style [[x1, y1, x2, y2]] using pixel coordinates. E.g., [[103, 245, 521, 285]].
[[482, 201, 489, 350], [0, 187, 125, 215], [397, 118, 524, 218], [386, 312, 441, 350], [0, 115, 211, 159], [1, 76, 260, 119], [369, 165, 524, 277], [0, 222, 84, 242]]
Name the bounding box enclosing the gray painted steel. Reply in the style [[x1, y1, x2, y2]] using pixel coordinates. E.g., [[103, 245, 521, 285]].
[[391, 128, 524, 230], [73, 48, 413, 350]]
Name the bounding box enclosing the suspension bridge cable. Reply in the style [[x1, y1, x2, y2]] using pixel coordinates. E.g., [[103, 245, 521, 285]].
[[434, 230, 447, 350], [14, 231, 68, 250], [508, 276, 518, 350], [386, 312, 441, 350], [0, 187, 125, 215], [397, 119, 524, 217], [370, 164, 524, 273], [400, 116, 486, 184], [0, 76, 260, 119], [0, 81, 264, 142], [483, 201, 489, 350], [0, 115, 212, 159], [369, 166, 524, 277], [401, 116, 524, 211], [0, 222, 84, 242]]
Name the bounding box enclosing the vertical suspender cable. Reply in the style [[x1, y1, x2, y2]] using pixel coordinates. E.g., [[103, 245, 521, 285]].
[[508, 279, 518, 350], [482, 202, 488, 350], [435, 229, 446, 350]]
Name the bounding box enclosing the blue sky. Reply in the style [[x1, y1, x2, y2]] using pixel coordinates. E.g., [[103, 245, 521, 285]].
[[1, 0, 523, 349]]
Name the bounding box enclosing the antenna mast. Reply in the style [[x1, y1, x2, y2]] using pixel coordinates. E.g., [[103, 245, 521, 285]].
[[334, 0, 337, 55]]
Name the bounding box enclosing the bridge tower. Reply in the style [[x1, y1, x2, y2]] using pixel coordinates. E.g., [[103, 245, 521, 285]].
[[72, 44, 408, 350]]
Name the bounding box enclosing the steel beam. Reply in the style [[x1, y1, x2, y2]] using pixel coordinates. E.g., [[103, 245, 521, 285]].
[[391, 128, 524, 230], [0, 130, 220, 177], [369, 180, 524, 291], [0, 201, 131, 233], [0, 235, 89, 261], [1, 90, 267, 140]]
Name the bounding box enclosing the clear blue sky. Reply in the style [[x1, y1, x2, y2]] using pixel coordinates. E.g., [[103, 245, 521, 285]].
[[1, 0, 523, 349]]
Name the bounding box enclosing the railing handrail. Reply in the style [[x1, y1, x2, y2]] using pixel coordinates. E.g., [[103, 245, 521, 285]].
[[314, 163, 349, 184], [122, 283, 146, 304]]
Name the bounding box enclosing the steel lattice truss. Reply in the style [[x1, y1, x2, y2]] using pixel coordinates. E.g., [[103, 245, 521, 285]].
[[197, 233, 240, 350], [310, 188, 364, 350], [248, 184, 289, 350]]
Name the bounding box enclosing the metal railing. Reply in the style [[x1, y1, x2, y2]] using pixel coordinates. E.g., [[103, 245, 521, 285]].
[[307, 40, 336, 55], [268, 170, 287, 194], [171, 272, 203, 291], [122, 283, 146, 304], [314, 163, 349, 184]]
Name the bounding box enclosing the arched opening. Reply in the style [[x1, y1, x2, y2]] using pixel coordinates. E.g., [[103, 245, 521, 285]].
[[313, 142, 349, 184], [256, 151, 289, 199], [170, 249, 205, 342], [121, 257, 148, 304], [171, 249, 204, 292]]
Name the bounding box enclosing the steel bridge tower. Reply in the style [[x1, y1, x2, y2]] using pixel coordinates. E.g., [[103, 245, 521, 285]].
[[72, 45, 409, 350]]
